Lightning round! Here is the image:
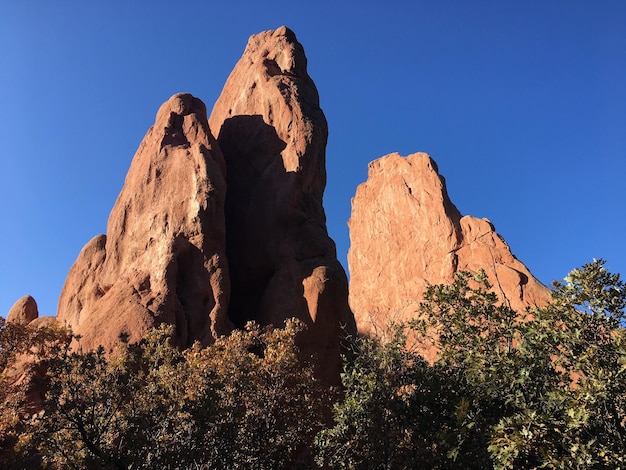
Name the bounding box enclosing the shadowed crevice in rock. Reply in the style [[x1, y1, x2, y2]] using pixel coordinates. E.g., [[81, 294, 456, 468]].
[[162, 112, 191, 148], [219, 115, 292, 328]]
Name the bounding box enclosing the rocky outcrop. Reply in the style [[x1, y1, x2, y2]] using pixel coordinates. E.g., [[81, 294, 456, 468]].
[[57, 93, 231, 351], [55, 28, 353, 382], [348, 152, 550, 339], [209, 26, 354, 379], [52, 27, 549, 381], [7, 295, 39, 325]]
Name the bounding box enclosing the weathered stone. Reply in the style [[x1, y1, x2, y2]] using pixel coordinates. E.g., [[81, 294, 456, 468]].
[[209, 26, 354, 380], [348, 152, 550, 343], [7, 295, 38, 325], [57, 93, 231, 351]]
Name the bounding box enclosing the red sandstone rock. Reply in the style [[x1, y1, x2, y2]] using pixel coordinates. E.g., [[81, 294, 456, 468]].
[[348, 152, 550, 341], [7, 295, 38, 325], [57, 93, 231, 350], [209, 26, 354, 380]]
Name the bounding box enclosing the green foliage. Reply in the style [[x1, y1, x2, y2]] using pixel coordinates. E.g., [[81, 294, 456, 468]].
[[193, 320, 328, 469], [20, 325, 216, 469], [2, 260, 625, 469], [315, 329, 417, 469], [319, 260, 626, 469], [0, 318, 70, 468], [1, 319, 325, 469], [481, 259, 626, 469]]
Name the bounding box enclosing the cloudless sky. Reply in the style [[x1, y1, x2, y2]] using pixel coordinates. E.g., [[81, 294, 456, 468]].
[[1, 1, 625, 318]]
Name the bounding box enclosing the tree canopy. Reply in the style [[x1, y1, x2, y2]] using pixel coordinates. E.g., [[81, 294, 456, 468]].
[[2, 259, 625, 469], [317, 259, 626, 469], [1, 319, 326, 469]]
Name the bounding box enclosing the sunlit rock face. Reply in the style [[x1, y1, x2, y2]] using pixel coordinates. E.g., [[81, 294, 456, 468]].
[[7, 295, 39, 325], [348, 152, 550, 348], [209, 26, 355, 381], [54, 28, 547, 382], [56, 28, 354, 384], [57, 93, 231, 351]]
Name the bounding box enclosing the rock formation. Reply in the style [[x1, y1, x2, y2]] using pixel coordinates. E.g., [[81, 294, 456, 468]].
[[348, 152, 550, 340], [51, 28, 547, 380], [209, 26, 354, 377], [55, 28, 353, 382], [57, 93, 231, 351], [7, 295, 39, 325]]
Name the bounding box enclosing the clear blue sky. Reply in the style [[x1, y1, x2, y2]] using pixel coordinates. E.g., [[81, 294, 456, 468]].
[[1, 1, 625, 318]]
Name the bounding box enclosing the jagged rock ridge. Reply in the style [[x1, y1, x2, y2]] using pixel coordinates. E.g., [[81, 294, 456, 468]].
[[348, 152, 551, 342]]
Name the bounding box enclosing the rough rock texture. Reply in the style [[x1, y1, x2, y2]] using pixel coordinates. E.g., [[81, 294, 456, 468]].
[[348, 152, 550, 342], [209, 26, 354, 379], [7, 295, 38, 324], [57, 93, 231, 351]]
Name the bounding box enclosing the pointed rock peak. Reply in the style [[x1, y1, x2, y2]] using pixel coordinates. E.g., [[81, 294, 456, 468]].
[[209, 27, 353, 384], [243, 26, 307, 77], [210, 26, 325, 176], [58, 93, 230, 351], [273, 25, 296, 38], [157, 93, 207, 119], [356, 152, 463, 242], [349, 152, 550, 341], [151, 93, 222, 162]]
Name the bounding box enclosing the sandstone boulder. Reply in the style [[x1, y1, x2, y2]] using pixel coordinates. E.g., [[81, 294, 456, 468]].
[[209, 26, 354, 379], [57, 93, 231, 350], [348, 152, 550, 341], [7, 295, 38, 325]]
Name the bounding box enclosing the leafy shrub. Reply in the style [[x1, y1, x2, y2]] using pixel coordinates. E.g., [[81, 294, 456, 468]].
[[317, 260, 626, 469], [2, 319, 325, 469]]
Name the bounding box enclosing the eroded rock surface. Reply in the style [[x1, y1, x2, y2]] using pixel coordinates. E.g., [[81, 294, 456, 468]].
[[209, 26, 354, 379], [57, 93, 231, 350], [348, 152, 550, 340]]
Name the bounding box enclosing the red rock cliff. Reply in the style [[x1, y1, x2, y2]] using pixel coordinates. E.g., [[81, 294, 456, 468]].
[[55, 28, 354, 383], [57, 93, 231, 350], [348, 152, 550, 339]]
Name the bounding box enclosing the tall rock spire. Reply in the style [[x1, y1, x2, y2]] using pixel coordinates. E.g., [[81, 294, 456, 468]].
[[209, 27, 354, 379], [56, 28, 354, 383], [57, 93, 231, 350]]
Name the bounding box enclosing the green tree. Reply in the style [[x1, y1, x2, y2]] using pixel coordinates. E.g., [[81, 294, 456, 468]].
[[7, 319, 325, 469], [484, 260, 626, 468], [317, 260, 626, 469], [198, 319, 327, 469], [314, 329, 418, 469], [0, 317, 70, 469]]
